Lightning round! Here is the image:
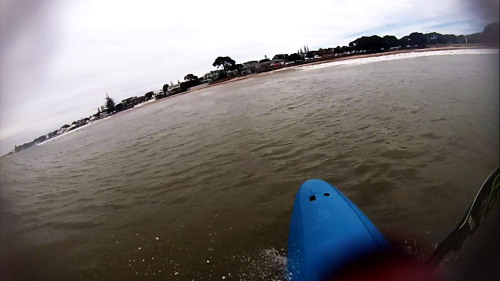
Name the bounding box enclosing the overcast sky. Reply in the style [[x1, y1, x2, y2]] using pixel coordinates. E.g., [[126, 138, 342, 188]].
[[0, 0, 498, 155]]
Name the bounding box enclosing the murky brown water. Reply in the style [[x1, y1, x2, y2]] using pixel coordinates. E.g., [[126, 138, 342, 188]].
[[1, 50, 498, 281]]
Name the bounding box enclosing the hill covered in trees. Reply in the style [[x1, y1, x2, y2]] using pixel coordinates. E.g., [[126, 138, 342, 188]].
[[338, 22, 498, 54]]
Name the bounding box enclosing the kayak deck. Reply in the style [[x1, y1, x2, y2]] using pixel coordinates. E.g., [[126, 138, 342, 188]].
[[287, 179, 390, 281]]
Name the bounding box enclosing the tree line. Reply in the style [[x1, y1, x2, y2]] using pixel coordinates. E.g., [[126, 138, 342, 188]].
[[163, 22, 499, 96], [192, 22, 499, 81], [346, 22, 498, 54], [5, 22, 498, 156]]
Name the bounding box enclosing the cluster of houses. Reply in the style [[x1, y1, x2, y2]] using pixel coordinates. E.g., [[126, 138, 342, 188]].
[[12, 117, 92, 153], [10, 22, 495, 156], [198, 55, 307, 84], [7, 46, 350, 155]]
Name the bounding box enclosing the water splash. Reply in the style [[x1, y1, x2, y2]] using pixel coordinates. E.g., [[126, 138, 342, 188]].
[[233, 248, 288, 281]]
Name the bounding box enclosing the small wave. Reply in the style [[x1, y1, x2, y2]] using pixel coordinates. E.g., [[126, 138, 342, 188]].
[[381, 149, 424, 160]]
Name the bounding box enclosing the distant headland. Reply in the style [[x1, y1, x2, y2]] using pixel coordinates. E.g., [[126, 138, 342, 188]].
[[4, 22, 498, 157]]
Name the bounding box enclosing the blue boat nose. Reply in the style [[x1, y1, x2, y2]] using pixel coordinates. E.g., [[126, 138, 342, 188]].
[[287, 179, 390, 281]]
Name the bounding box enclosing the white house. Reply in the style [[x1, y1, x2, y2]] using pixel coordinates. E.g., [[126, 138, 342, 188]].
[[201, 70, 225, 83], [226, 69, 238, 77], [242, 61, 259, 73]]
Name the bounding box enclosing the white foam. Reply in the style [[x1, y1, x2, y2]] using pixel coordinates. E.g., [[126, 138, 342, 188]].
[[298, 48, 499, 71], [134, 99, 156, 108]]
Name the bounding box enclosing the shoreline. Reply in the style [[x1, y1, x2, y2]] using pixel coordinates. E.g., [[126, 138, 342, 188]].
[[136, 44, 497, 108], [3, 44, 496, 157], [292, 44, 490, 67]]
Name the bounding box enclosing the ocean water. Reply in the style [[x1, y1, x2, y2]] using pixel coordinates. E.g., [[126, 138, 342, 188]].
[[1, 50, 498, 281]]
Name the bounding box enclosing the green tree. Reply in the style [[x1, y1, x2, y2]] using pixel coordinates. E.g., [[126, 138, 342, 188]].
[[349, 35, 383, 53], [105, 94, 115, 114], [212, 56, 236, 71], [317, 48, 328, 56], [409, 32, 428, 47], [399, 36, 411, 48], [441, 34, 459, 44], [340, 46, 350, 54], [382, 35, 399, 50], [481, 22, 499, 43], [233, 64, 244, 73], [287, 53, 302, 62], [368, 35, 384, 51], [273, 54, 288, 60], [145, 91, 154, 100], [184, 74, 199, 81], [425, 32, 445, 45], [115, 103, 124, 112]]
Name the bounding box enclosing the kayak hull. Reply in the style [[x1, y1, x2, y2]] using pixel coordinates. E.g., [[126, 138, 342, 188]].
[[287, 179, 390, 281]]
